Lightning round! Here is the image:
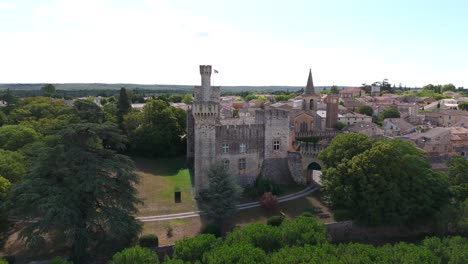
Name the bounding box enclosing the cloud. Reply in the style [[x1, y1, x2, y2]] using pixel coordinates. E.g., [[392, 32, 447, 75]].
[[0, 2, 15, 9]]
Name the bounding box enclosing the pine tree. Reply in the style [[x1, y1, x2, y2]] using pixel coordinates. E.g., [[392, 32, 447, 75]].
[[8, 123, 142, 263], [117, 87, 132, 126], [198, 162, 242, 224]]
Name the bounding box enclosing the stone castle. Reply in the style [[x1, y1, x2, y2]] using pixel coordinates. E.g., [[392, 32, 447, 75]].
[[187, 65, 339, 194]]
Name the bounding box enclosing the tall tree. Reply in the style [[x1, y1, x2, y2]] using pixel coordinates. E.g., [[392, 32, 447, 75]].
[[41, 84, 56, 97], [73, 99, 105, 123], [198, 162, 242, 224], [117, 88, 132, 126], [356, 105, 374, 116], [320, 134, 450, 225], [330, 85, 340, 94], [8, 123, 142, 263]]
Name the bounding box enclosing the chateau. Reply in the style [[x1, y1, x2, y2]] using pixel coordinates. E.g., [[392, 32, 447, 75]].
[[187, 65, 339, 194]]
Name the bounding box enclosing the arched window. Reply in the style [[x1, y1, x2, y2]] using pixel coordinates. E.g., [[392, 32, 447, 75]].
[[309, 99, 314, 110]]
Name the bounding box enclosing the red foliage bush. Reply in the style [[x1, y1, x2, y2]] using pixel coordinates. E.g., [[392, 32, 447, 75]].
[[261, 192, 278, 211]]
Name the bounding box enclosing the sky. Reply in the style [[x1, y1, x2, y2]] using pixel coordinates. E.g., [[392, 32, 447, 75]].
[[0, 0, 467, 87]]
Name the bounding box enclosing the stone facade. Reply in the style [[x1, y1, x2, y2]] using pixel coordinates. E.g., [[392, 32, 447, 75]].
[[187, 66, 341, 193], [188, 65, 292, 194]]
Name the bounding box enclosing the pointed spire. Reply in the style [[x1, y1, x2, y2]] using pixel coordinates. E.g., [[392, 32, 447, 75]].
[[304, 68, 315, 95]]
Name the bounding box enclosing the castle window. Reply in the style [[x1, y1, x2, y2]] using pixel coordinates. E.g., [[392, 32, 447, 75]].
[[238, 158, 246, 170], [222, 143, 229, 153], [300, 122, 308, 132], [223, 159, 230, 170], [240, 143, 246, 153], [273, 140, 280, 150]]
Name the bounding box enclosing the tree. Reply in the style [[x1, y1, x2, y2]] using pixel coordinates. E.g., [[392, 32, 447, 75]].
[[447, 156, 468, 201], [280, 216, 328, 247], [73, 99, 105, 123], [270, 244, 337, 264], [377, 107, 400, 125], [117, 88, 132, 126], [0, 125, 40, 151], [8, 123, 142, 263], [356, 105, 373, 116], [318, 132, 372, 168], [173, 234, 220, 263], [198, 162, 242, 224], [330, 85, 340, 94], [0, 176, 10, 200], [225, 223, 282, 253], [334, 122, 346, 130], [202, 243, 267, 264], [108, 246, 159, 264], [0, 150, 26, 183], [128, 100, 186, 157], [41, 84, 56, 97], [320, 135, 450, 225], [442, 83, 457, 93], [261, 192, 278, 211], [0, 88, 19, 113], [459, 102, 468, 111]]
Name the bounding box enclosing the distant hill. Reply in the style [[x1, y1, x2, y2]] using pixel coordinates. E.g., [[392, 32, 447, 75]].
[[0, 83, 338, 92]]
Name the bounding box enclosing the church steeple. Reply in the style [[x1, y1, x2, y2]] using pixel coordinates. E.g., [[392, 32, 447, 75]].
[[304, 68, 315, 95]]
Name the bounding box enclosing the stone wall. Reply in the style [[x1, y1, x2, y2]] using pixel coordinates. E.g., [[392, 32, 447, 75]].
[[326, 221, 435, 245], [287, 152, 306, 185]]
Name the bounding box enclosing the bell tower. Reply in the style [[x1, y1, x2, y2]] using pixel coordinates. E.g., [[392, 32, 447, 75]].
[[302, 69, 318, 112]]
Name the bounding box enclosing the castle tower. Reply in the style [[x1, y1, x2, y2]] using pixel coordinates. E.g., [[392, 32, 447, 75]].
[[324, 95, 339, 129], [192, 65, 220, 195], [302, 69, 318, 112]]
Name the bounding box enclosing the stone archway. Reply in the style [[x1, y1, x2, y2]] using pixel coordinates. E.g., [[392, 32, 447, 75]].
[[306, 162, 322, 185]]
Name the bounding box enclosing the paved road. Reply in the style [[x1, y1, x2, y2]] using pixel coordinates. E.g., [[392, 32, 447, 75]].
[[136, 186, 318, 222]]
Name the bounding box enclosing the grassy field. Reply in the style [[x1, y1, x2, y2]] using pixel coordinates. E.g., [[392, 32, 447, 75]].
[[133, 156, 335, 245], [133, 156, 197, 216]]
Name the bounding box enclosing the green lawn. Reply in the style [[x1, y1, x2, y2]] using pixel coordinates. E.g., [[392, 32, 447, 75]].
[[133, 156, 197, 216]]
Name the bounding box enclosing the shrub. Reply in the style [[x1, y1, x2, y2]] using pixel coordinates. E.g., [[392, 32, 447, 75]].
[[225, 223, 283, 253], [108, 246, 159, 264], [173, 234, 219, 263], [1, 256, 14, 264], [261, 192, 278, 211], [138, 234, 159, 248], [256, 178, 282, 195], [0, 259, 8, 264], [203, 243, 267, 264], [334, 209, 353, 221], [166, 226, 173, 237], [300, 212, 315, 218], [49, 256, 72, 264], [267, 216, 285, 227], [202, 223, 221, 238], [280, 216, 328, 247]]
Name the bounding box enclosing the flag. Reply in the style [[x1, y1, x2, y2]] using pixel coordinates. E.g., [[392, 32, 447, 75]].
[[213, 69, 219, 74]]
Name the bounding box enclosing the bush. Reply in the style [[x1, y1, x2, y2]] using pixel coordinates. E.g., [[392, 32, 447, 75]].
[[202, 223, 221, 238], [300, 212, 315, 218], [256, 178, 282, 196], [334, 209, 353, 221], [166, 226, 173, 238], [0, 259, 7, 264], [261, 192, 278, 211], [0, 256, 14, 264], [225, 223, 283, 253], [108, 246, 159, 264], [138, 234, 159, 248], [173, 234, 219, 263], [203, 243, 267, 264], [50, 256, 72, 264], [267, 216, 285, 227], [280, 216, 328, 247]]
